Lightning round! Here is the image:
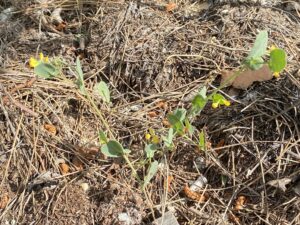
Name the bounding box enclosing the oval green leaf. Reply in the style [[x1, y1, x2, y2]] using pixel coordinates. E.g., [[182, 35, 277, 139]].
[[145, 144, 158, 159], [247, 30, 268, 59], [34, 62, 59, 79], [101, 140, 125, 157], [143, 160, 159, 188], [269, 48, 286, 73], [94, 81, 110, 103]]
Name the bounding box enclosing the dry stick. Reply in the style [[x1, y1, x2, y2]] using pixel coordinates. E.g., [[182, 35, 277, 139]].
[[0, 97, 17, 137], [2, 77, 39, 117], [2, 77, 37, 104], [0, 113, 24, 188], [4, 94, 39, 118]]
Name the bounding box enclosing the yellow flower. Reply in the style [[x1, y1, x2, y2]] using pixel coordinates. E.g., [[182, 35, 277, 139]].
[[145, 129, 160, 144], [145, 133, 151, 140], [273, 72, 280, 78], [29, 52, 49, 68], [39, 52, 44, 60], [224, 100, 231, 107], [29, 57, 39, 68], [212, 102, 219, 109], [152, 135, 160, 144]]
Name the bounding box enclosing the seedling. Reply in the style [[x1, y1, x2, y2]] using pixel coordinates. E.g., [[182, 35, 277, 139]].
[[29, 53, 60, 78]]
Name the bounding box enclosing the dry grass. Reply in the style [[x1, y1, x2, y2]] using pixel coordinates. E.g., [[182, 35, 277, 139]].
[[0, 0, 300, 224]]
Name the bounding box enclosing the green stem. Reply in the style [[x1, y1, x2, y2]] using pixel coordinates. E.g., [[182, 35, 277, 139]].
[[207, 66, 245, 100], [123, 154, 143, 184], [85, 90, 114, 139]]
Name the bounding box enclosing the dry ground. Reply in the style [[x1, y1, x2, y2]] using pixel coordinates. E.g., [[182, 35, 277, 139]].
[[0, 0, 300, 224]]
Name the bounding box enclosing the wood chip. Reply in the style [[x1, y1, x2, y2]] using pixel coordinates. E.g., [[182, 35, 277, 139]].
[[44, 124, 57, 135], [59, 163, 69, 175], [183, 184, 206, 203], [234, 195, 246, 211], [165, 3, 176, 12], [0, 193, 9, 209], [148, 111, 158, 118]]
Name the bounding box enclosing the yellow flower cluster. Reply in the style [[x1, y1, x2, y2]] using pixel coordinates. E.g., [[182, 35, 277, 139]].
[[29, 53, 49, 68], [212, 100, 230, 109], [145, 128, 160, 144]]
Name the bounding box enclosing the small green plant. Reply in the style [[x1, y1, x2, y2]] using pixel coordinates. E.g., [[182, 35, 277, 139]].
[[29, 53, 60, 78], [100, 130, 159, 189], [27, 30, 287, 191], [94, 81, 111, 103], [244, 30, 286, 76], [159, 30, 287, 153]]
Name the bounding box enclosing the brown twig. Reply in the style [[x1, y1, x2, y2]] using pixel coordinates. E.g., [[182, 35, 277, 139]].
[[1, 77, 38, 117], [2, 77, 37, 104]]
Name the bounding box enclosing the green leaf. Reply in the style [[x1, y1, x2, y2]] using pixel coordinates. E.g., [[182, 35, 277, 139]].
[[75, 57, 85, 94], [94, 81, 110, 103], [212, 93, 225, 103], [101, 140, 128, 157], [191, 95, 207, 114], [198, 86, 207, 99], [145, 144, 158, 159], [246, 57, 264, 70], [143, 160, 159, 188], [99, 131, 108, 144], [163, 128, 174, 148], [269, 48, 286, 73], [184, 118, 195, 136], [167, 113, 184, 134], [34, 62, 59, 79], [198, 130, 206, 151], [247, 30, 268, 59], [173, 108, 187, 121]]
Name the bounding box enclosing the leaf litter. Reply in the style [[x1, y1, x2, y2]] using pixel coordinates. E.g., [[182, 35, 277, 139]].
[[0, 1, 300, 225]]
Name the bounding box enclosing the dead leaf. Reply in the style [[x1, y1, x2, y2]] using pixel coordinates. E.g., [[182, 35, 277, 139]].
[[206, 141, 212, 150], [234, 195, 246, 211], [148, 111, 158, 118], [216, 139, 225, 148], [215, 139, 225, 154], [156, 101, 168, 110], [166, 3, 176, 12], [228, 212, 240, 225], [44, 124, 57, 135], [183, 184, 206, 203], [59, 163, 69, 175], [0, 193, 9, 209], [55, 22, 66, 31], [51, 8, 63, 24], [221, 65, 273, 90], [78, 144, 100, 160], [267, 178, 292, 192], [72, 156, 84, 171], [162, 118, 171, 127]]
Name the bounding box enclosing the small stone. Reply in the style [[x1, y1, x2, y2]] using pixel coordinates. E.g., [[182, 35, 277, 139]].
[[152, 211, 179, 225], [80, 183, 89, 192]]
